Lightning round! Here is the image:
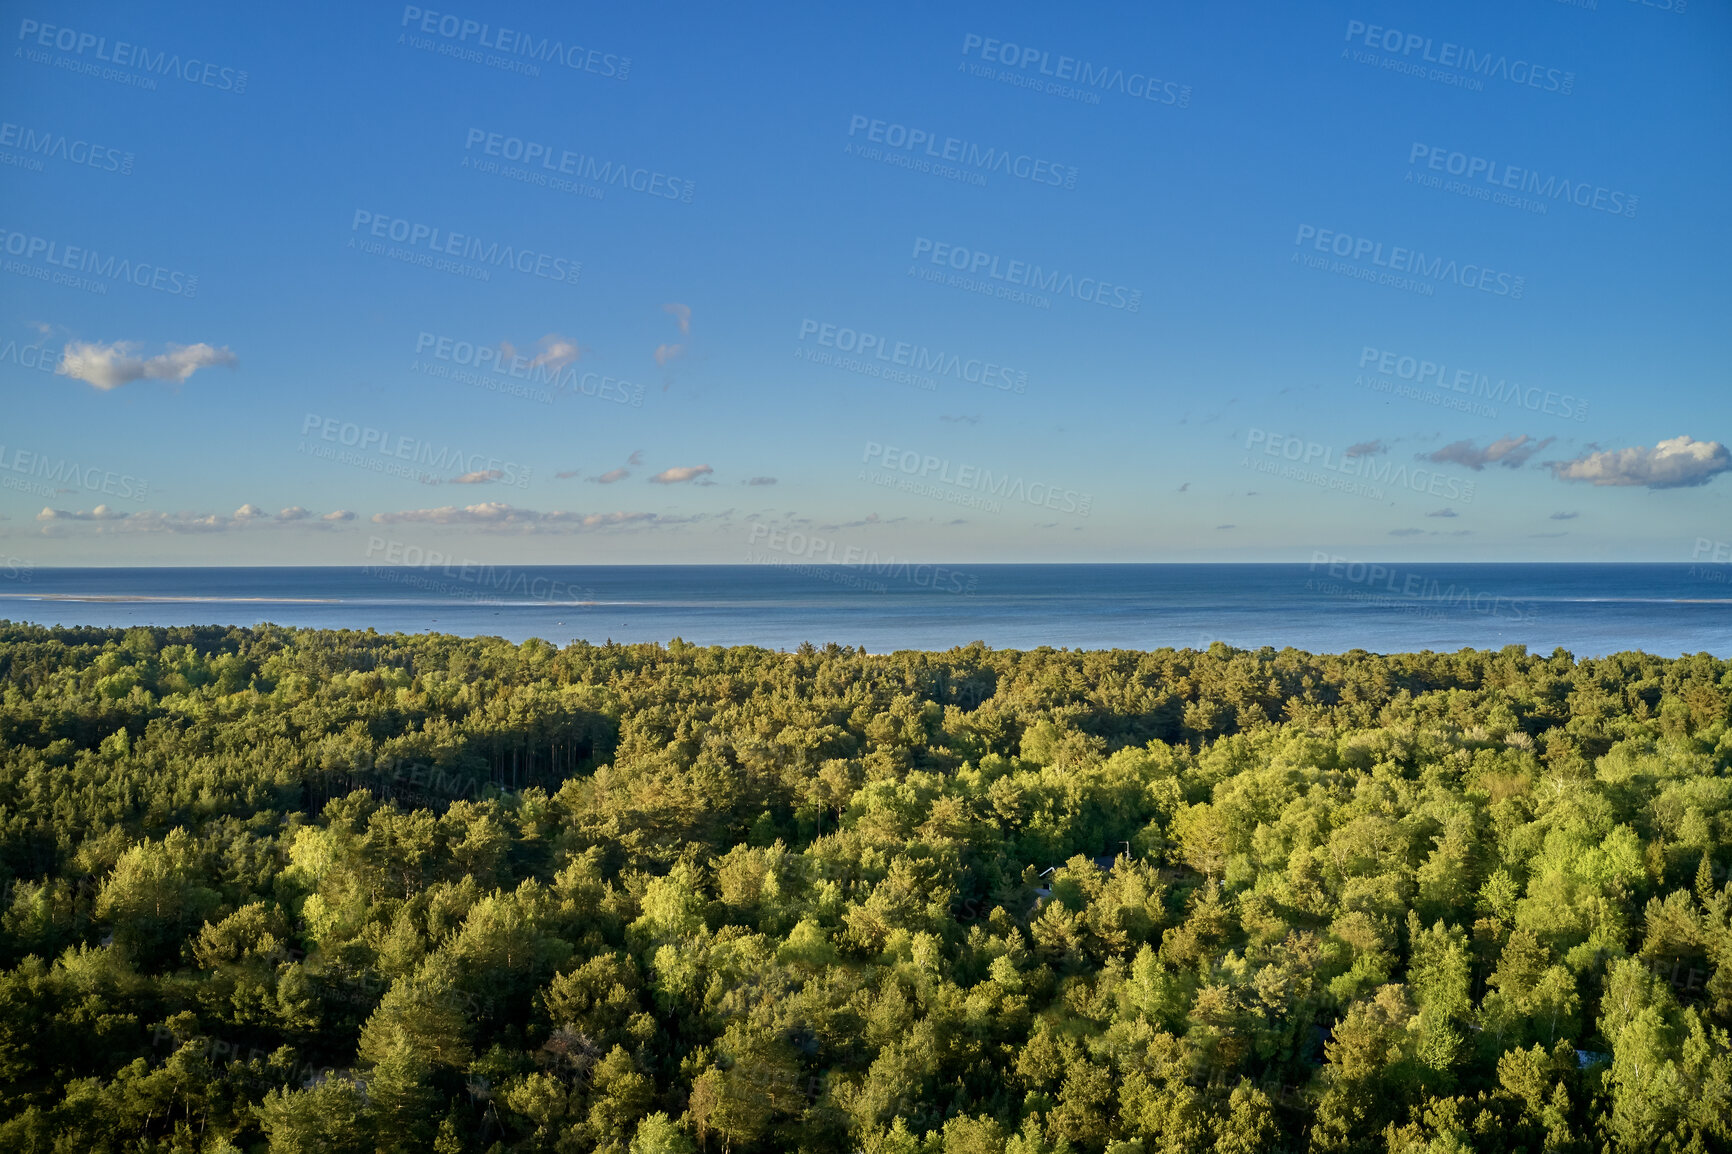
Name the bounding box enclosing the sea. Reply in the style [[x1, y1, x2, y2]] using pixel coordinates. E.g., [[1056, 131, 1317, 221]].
[[1, 563, 1729, 657]]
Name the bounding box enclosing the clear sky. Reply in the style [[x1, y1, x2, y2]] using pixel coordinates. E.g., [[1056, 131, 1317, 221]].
[[2, 0, 1728, 566]]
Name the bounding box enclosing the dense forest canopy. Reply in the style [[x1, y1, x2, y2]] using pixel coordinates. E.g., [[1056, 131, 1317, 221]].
[[0, 621, 1729, 1153]]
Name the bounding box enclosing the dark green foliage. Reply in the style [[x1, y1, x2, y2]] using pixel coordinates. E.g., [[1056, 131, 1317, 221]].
[[1, 623, 1730, 1152]]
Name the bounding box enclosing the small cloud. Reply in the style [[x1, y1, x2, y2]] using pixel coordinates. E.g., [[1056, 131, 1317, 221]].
[[277, 506, 310, 521], [322, 510, 355, 522], [451, 470, 503, 485], [58, 340, 237, 390], [1178, 483, 1190, 492], [39, 504, 125, 521], [1389, 528, 1425, 536], [655, 304, 691, 366], [743, 476, 778, 486], [590, 468, 630, 484], [1346, 440, 1387, 458], [233, 504, 268, 520], [1425, 434, 1553, 471], [650, 464, 713, 484], [501, 333, 581, 371], [1550, 511, 1578, 520], [1425, 508, 1458, 518], [555, 469, 583, 479], [627, 450, 645, 466], [1546, 436, 1730, 489]]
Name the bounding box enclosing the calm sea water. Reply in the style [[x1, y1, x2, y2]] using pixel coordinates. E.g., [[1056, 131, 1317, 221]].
[[1, 564, 1729, 656]]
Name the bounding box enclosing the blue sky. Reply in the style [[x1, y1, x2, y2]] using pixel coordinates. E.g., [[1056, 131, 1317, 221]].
[[2, 0, 1728, 565]]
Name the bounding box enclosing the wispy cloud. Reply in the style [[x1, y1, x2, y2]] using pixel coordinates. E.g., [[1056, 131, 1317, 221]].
[[743, 476, 778, 486], [590, 468, 630, 484], [1346, 440, 1387, 458], [37, 504, 345, 532], [655, 304, 691, 366], [500, 333, 581, 371], [368, 503, 692, 532], [57, 341, 237, 390], [1425, 434, 1553, 471]]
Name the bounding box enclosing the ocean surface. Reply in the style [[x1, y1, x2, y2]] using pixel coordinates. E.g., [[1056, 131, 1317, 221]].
[[1, 564, 1729, 656]]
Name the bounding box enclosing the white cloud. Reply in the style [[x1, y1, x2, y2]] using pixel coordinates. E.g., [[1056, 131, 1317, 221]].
[[57, 340, 237, 390], [450, 470, 503, 485], [650, 464, 713, 484], [322, 510, 356, 522], [1547, 436, 1730, 489], [590, 468, 630, 484]]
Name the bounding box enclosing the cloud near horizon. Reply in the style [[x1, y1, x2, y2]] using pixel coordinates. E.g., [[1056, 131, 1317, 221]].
[[1546, 435, 1730, 489], [37, 504, 349, 532], [368, 503, 687, 531], [57, 341, 237, 390]]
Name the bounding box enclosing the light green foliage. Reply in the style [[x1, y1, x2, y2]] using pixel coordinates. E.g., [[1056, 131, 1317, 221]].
[[0, 625, 1728, 1151]]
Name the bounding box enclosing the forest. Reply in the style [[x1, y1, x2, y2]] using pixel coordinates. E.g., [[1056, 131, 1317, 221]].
[[0, 620, 1729, 1153]]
